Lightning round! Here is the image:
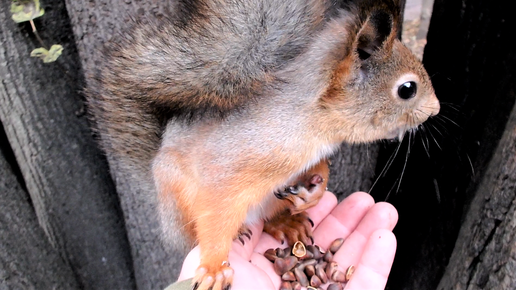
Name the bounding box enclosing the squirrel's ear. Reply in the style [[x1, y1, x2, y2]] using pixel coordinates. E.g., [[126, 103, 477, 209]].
[[355, 9, 396, 60]]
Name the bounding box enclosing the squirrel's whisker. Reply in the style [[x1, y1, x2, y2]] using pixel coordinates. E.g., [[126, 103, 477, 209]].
[[369, 138, 403, 195]]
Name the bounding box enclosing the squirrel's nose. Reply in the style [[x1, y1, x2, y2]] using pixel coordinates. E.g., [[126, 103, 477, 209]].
[[426, 93, 440, 117]]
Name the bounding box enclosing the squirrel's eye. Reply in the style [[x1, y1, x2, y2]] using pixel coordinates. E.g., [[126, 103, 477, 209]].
[[398, 81, 417, 100]]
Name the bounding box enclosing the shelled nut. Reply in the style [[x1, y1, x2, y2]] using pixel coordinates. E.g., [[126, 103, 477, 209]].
[[265, 238, 353, 290]]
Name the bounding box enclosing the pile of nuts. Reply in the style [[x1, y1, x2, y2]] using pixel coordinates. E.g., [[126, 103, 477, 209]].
[[264, 238, 354, 290]]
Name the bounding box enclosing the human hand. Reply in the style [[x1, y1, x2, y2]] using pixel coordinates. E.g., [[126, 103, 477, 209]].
[[177, 191, 398, 290]]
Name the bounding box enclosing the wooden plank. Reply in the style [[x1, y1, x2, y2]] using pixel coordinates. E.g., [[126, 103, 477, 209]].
[[0, 140, 80, 290], [0, 1, 135, 289], [438, 101, 516, 290]]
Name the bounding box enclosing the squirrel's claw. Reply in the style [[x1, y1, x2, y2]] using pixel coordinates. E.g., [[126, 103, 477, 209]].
[[274, 190, 289, 199], [192, 264, 233, 290], [236, 226, 253, 245]]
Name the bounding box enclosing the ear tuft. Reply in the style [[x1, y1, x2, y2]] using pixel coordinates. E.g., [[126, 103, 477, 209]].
[[356, 10, 394, 60]]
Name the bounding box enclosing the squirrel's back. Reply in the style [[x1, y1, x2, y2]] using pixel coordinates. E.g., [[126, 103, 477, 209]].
[[92, 0, 332, 116]]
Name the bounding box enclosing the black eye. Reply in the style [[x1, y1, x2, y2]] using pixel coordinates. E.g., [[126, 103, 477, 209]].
[[398, 81, 417, 100]]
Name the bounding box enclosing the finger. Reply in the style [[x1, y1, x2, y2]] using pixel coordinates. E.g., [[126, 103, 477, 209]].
[[229, 252, 276, 289], [248, 252, 282, 289], [345, 229, 396, 290], [254, 191, 337, 254], [177, 245, 201, 281], [312, 191, 375, 249], [333, 202, 398, 271], [305, 191, 338, 227]]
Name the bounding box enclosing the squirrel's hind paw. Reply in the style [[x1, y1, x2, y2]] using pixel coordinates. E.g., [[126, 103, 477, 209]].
[[236, 226, 253, 245], [192, 264, 233, 290], [264, 211, 314, 246]]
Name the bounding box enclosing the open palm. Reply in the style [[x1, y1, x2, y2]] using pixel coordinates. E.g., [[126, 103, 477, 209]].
[[177, 191, 398, 290]]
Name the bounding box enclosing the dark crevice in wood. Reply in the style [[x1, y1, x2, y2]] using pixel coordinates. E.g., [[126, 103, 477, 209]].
[[0, 120, 29, 196]]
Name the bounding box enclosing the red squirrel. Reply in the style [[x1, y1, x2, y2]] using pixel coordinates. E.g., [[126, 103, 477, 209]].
[[86, 0, 439, 289]]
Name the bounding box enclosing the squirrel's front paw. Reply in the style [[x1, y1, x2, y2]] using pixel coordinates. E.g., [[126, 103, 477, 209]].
[[264, 210, 314, 246], [192, 263, 233, 290], [276, 173, 326, 215]]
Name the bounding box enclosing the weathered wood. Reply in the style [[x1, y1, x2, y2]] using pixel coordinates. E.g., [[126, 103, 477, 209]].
[[328, 143, 379, 199], [0, 142, 80, 290], [437, 100, 516, 289], [0, 1, 134, 289]]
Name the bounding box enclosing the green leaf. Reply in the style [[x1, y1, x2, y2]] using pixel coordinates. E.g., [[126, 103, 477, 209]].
[[30, 44, 63, 63], [45, 44, 63, 63], [11, 0, 45, 23], [30, 47, 48, 58]]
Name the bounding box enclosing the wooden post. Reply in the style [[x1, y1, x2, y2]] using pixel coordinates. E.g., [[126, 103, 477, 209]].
[[0, 1, 134, 288]]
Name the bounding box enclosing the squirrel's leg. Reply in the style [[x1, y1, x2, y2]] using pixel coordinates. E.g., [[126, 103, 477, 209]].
[[154, 149, 244, 290], [265, 159, 329, 246], [191, 186, 255, 290]]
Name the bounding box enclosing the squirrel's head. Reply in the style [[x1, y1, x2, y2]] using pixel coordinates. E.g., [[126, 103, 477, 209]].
[[318, 1, 440, 144]]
